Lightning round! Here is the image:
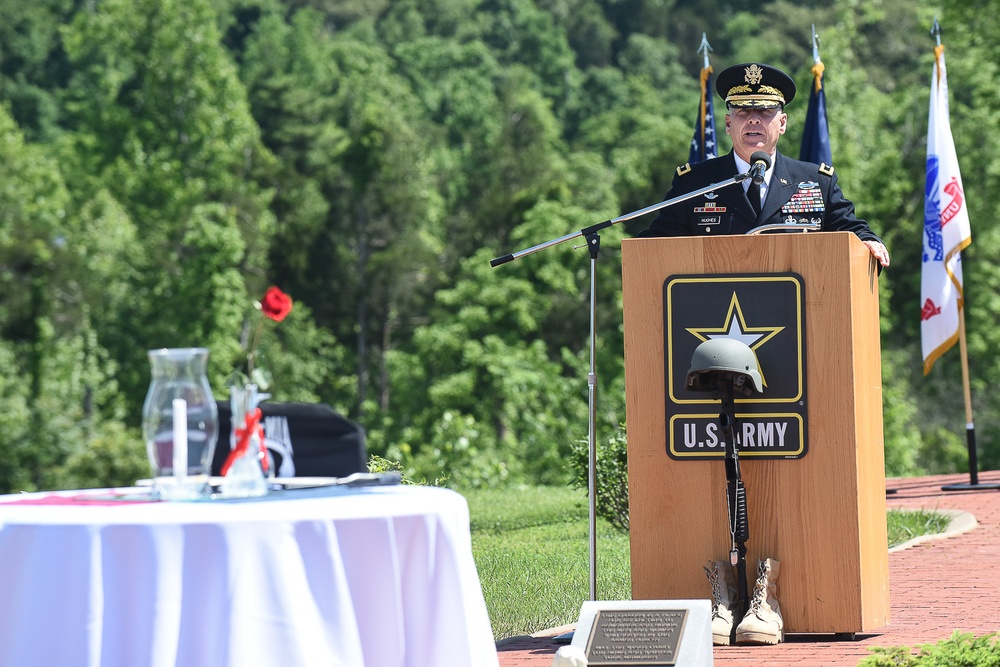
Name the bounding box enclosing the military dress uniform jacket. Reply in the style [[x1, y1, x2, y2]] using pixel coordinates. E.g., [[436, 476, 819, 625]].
[[638, 151, 882, 243]]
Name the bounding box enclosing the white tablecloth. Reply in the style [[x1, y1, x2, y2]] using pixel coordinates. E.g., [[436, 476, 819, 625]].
[[0, 485, 499, 667]]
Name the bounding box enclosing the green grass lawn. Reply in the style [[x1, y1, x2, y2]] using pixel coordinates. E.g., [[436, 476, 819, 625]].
[[886, 507, 951, 547], [465, 485, 949, 641], [467, 485, 630, 640]]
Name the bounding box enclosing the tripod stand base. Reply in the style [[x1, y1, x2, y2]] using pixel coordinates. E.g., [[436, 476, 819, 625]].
[[941, 482, 1000, 491]]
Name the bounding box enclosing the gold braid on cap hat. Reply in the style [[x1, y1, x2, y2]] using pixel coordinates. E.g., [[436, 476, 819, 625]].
[[725, 84, 785, 107]]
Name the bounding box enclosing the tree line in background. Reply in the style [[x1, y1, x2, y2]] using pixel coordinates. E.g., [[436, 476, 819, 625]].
[[1, 0, 998, 494]]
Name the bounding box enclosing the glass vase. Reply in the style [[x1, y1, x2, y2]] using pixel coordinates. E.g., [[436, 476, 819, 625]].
[[142, 348, 219, 499], [219, 382, 270, 498]]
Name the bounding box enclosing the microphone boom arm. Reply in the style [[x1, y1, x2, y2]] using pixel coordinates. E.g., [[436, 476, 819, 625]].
[[489, 172, 752, 266]]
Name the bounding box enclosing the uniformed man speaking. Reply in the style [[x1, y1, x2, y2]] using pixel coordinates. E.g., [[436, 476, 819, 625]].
[[639, 62, 890, 648], [639, 62, 891, 269]]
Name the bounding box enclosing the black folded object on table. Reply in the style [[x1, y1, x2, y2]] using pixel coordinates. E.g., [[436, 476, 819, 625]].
[[211, 401, 367, 479]]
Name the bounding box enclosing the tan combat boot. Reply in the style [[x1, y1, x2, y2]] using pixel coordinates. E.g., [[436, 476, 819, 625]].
[[735, 558, 784, 645], [704, 560, 737, 645]]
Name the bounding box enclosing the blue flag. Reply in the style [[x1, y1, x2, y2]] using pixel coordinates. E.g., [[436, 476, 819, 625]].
[[688, 65, 718, 163], [799, 61, 833, 166]]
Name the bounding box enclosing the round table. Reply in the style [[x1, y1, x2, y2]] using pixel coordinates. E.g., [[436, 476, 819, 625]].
[[0, 484, 499, 667]]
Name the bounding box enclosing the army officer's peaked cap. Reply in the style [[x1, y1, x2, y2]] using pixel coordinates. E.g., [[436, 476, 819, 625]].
[[716, 62, 796, 109]]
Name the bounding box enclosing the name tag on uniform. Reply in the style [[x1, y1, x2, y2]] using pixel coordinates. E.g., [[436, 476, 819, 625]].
[[695, 198, 725, 232]]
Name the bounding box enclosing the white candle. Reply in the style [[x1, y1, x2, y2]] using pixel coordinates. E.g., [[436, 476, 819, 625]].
[[172, 398, 188, 479]]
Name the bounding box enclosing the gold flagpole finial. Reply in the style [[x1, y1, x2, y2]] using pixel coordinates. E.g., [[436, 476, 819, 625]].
[[810, 25, 824, 92], [931, 17, 944, 69]]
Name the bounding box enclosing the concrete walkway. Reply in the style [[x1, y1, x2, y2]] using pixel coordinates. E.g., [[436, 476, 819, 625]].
[[496, 471, 1000, 666]]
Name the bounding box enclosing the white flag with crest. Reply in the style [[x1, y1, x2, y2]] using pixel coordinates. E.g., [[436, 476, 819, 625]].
[[921, 45, 971, 374]]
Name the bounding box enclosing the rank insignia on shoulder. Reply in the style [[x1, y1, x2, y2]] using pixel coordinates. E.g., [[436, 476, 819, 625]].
[[818, 163, 834, 176], [676, 163, 692, 176]]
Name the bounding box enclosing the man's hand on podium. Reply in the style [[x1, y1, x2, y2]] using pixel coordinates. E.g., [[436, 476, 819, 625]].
[[863, 240, 891, 268]]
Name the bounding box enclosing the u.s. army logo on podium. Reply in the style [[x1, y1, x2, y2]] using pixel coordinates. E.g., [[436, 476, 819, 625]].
[[663, 273, 807, 459]]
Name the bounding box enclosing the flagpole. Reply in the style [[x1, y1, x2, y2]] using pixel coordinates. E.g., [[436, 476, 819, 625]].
[[698, 32, 711, 70], [941, 306, 1000, 490], [799, 26, 832, 166], [688, 34, 716, 165], [930, 17, 1000, 491], [957, 311, 976, 482]]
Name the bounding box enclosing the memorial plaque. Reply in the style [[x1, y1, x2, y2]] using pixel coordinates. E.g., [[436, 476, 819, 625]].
[[584, 608, 688, 666]]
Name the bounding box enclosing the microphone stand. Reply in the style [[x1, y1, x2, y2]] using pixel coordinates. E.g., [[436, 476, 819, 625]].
[[490, 170, 753, 612]]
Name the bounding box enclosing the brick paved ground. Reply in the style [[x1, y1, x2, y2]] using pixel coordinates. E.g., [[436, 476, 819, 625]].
[[496, 471, 1000, 667]]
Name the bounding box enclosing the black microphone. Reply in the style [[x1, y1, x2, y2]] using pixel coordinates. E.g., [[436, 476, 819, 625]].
[[749, 151, 771, 185]]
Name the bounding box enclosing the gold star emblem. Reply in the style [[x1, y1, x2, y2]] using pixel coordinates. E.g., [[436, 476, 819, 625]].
[[745, 64, 764, 85], [686, 293, 784, 388]]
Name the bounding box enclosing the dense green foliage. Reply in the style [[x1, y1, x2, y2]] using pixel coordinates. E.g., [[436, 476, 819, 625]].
[[570, 425, 629, 530], [0, 0, 997, 492]]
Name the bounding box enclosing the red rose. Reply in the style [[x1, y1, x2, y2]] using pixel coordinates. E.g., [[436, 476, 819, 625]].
[[260, 286, 293, 322]]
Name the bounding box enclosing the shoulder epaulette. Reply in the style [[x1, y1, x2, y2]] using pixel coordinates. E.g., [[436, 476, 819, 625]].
[[818, 163, 834, 176], [676, 163, 692, 176]]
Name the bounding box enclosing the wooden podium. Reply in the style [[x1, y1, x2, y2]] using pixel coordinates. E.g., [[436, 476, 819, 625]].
[[621, 232, 889, 634]]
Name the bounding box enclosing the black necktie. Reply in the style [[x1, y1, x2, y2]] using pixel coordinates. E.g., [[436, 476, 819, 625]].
[[748, 182, 761, 216]]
